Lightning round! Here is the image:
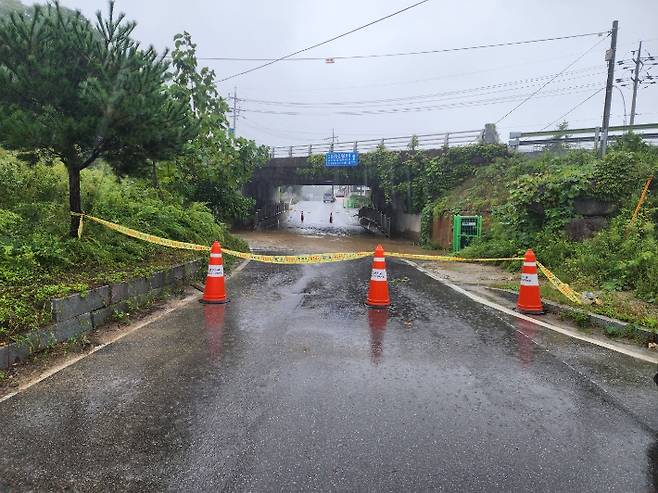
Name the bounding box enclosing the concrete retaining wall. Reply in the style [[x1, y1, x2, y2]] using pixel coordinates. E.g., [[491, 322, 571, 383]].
[[0, 259, 205, 370]]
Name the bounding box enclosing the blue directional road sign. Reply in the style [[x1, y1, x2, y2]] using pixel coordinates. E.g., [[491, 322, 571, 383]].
[[325, 152, 359, 167]]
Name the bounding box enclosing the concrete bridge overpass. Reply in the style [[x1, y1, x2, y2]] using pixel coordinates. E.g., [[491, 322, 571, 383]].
[[247, 127, 496, 204]]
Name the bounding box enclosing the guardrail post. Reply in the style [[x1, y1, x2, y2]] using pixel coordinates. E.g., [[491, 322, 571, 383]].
[[289, 146, 293, 157], [593, 127, 600, 152], [353, 141, 358, 152], [443, 133, 450, 149], [308, 144, 312, 155]]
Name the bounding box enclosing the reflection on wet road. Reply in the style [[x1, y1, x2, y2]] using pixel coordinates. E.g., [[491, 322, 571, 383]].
[[1, 246, 658, 490]]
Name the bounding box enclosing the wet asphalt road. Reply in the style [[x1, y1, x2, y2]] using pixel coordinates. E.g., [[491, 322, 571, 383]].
[[1, 254, 658, 492]]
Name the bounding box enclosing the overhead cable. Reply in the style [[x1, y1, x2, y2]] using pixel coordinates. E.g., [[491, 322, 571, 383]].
[[240, 85, 601, 117], [540, 87, 606, 130], [495, 35, 610, 124], [204, 31, 608, 63], [239, 68, 605, 107], [216, 0, 432, 83]]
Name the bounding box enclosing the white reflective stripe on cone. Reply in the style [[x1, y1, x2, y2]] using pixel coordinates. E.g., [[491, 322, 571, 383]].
[[520, 273, 539, 286], [373, 257, 385, 262], [523, 262, 536, 267], [207, 265, 224, 277], [371, 269, 387, 281], [210, 253, 222, 258]]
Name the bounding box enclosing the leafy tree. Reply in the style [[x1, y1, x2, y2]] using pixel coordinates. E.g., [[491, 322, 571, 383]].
[[164, 32, 268, 223], [545, 120, 571, 153], [0, 1, 196, 236]]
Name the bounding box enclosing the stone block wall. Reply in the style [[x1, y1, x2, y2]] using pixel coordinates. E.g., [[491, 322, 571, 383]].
[[0, 259, 205, 370]]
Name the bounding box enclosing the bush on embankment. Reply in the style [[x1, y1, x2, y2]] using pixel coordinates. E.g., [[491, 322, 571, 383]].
[[441, 135, 658, 326], [0, 150, 247, 345]]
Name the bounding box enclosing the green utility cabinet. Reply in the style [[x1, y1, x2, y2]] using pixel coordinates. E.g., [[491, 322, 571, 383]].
[[452, 215, 482, 253]]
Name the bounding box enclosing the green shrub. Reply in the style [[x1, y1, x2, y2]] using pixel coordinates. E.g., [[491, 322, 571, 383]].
[[0, 153, 247, 343]]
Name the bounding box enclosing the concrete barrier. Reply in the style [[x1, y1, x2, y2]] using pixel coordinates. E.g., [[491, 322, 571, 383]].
[[0, 259, 205, 370]]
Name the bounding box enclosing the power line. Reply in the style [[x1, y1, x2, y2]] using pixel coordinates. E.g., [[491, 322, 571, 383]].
[[495, 34, 610, 124], [540, 87, 605, 130], [240, 84, 601, 117], [242, 78, 606, 112], [238, 67, 605, 107], [234, 51, 616, 94], [202, 31, 607, 62], [216, 0, 432, 83]]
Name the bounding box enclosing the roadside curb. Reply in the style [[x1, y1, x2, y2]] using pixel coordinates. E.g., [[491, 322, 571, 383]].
[[0, 259, 250, 403], [487, 287, 658, 341]]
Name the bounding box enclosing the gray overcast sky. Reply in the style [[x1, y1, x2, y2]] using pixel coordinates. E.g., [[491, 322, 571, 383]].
[[58, 0, 658, 147]]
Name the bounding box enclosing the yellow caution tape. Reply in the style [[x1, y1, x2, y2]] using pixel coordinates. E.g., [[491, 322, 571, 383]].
[[221, 250, 372, 264], [629, 175, 653, 227], [72, 213, 370, 264], [536, 261, 582, 305], [72, 213, 210, 251], [392, 251, 583, 304], [387, 252, 524, 262], [71, 211, 585, 303]]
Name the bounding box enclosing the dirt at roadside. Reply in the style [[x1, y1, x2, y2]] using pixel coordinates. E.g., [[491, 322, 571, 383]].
[[416, 260, 517, 287]]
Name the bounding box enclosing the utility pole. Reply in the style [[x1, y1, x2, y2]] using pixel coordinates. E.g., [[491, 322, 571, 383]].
[[231, 86, 237, 136], [600, 20, 618, 156], [630, 41, 643, 125]]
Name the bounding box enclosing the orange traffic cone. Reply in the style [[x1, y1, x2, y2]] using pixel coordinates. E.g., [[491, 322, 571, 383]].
[[366, 245, 391, 307], [516, 249, 543, 314], [200, 241, 228, 304]]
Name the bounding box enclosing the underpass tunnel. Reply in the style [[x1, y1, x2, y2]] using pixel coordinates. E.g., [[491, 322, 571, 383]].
[[279, 184, 372, 237]]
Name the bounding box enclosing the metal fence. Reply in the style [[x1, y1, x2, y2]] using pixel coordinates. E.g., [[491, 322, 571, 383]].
[[254, 201, 289, 230], [357, 207, 392, 238], [269, 130, 483, 158], [509, 122, 658, 152]]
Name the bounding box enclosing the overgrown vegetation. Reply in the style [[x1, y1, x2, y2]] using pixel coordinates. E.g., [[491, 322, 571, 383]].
[[0, 2, 262, 346], [304, 142, 508, 214], [0, 1, 196, 236], [163, 31, 269, 224], [0, 151, 247, 345], [442, 134, 658, 328]]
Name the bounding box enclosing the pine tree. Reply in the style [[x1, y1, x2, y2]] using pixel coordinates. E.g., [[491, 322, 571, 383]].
[[0, 1, 197, 236]]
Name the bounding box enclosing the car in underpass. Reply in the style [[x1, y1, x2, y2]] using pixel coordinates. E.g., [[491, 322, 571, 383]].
[[323, 191, 336, 203]]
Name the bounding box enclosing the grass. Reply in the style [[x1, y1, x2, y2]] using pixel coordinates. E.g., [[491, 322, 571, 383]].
[[0, 155, 248, 346], [492, 277, 658, 341]]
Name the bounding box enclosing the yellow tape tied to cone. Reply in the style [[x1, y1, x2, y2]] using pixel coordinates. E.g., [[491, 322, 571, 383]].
[[71, 213, 583, 303]]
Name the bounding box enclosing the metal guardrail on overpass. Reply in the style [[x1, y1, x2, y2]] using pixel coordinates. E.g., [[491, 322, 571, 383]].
[[269, 130, 484, 158], [509, 122, 658, 152]]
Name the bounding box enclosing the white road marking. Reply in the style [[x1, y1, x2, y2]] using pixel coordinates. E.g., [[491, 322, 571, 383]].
[[404, 259, 658, 364], [0, 260, 251, 403]]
